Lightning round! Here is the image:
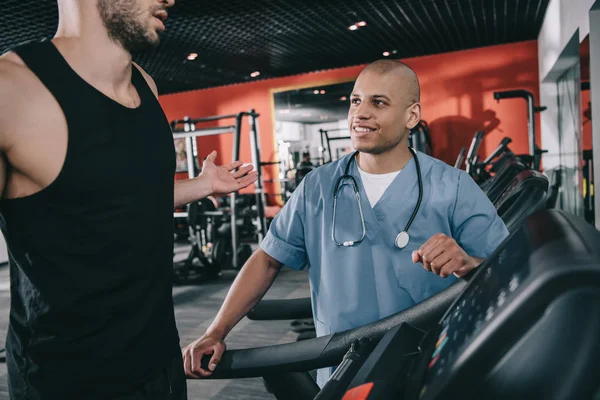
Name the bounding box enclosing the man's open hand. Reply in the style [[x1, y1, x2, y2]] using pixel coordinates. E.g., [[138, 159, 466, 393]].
[[199, 151, 258, 195]]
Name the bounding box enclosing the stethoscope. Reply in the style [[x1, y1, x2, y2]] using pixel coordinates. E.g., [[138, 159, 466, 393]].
[[331, 147, 423, 249]]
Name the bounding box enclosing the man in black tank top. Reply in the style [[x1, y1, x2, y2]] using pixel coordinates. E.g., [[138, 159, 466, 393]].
[[0, 1, 257, 399]]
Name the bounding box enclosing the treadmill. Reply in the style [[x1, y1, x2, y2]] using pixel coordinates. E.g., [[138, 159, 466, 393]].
[[340, 209, 600, 399], [196, 210, 600, 400]]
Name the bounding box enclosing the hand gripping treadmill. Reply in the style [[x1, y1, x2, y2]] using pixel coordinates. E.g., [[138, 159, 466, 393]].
[[198, 209, 600, 400]]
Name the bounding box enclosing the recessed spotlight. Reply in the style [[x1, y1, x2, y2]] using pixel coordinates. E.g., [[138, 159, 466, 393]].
[[383, 51, 390, 57], [357, 21, 367, 27], [320, 90, 326, 94], [187, 53, 198, 60], [313, 89, 320, 94], [348, 24, 358, 31], [340, 96, 347, 101], [250, 71, 260, 77]]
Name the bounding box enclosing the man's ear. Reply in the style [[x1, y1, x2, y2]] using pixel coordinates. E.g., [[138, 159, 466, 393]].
[[406, 102, 421, 130]]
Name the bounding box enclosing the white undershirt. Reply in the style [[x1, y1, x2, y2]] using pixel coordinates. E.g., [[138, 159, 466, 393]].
[[357, 165, 401, 208]]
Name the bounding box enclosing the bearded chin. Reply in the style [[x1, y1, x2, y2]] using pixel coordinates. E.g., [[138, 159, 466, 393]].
[[97, 0, 160, 54]]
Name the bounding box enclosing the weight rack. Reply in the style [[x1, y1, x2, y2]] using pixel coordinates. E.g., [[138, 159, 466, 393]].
[[170, 110, 268, 269]]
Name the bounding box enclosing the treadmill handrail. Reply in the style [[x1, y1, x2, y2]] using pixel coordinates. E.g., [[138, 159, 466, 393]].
[[198, 279, 468, 379], [247, 297, 313, 320]]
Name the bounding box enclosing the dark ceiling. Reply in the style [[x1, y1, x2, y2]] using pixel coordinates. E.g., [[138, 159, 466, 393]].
[[2, 0, 550, 95]]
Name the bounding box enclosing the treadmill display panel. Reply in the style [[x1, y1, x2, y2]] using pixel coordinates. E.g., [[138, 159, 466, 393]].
[[419, 228, 532, 398]]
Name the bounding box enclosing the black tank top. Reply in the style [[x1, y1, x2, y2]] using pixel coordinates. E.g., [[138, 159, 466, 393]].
[[0, 40, 180, 399]]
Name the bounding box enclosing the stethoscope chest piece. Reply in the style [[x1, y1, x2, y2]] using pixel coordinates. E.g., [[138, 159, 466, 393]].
[[395, 231, 410, 249]]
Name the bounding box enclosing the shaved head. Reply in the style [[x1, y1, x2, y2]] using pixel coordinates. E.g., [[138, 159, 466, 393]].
[[360, 60, 420, 104], [348, 59, 422, 156]]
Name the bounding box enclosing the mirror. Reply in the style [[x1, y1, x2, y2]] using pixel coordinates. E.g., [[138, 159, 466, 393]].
[[580, 35, 594, 224], [272, 80, 356, 202]]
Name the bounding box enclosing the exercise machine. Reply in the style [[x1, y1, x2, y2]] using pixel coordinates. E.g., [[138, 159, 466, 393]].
[[492, 89, 547, 171], [170, 111, 266, 273], [341, 211, 600, 399], [197, 209, 600, 400]]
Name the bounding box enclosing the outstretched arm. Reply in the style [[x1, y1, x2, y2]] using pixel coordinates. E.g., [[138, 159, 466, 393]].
[[174, 151, 257, 208]]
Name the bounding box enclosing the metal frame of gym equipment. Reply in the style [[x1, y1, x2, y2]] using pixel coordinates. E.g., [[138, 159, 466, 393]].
[[319, 128, 351, 164], [492, 89, 546, 172], [170, 110, 267, 270]]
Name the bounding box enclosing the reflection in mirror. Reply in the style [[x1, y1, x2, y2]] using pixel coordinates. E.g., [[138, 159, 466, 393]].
[[273, 81, 356, 203], [580, 35, 595, 224]]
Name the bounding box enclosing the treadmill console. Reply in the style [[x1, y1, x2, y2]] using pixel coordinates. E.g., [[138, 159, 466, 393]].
[[419, 228, 531, 398], [342, 210, 600, 400]]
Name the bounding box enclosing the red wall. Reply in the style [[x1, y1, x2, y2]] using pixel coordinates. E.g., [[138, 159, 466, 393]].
[[160, 40, 540, 201]]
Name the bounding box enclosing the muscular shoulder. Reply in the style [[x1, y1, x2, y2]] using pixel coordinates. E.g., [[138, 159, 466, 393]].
[[132, 62, 158, 98], [0, 51, 29, 98], [0, 51, 36, 147], [0, 51, 67, 150]]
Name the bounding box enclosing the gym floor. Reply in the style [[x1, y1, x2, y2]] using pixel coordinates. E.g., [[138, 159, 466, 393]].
[[0, 245, 311, 400]]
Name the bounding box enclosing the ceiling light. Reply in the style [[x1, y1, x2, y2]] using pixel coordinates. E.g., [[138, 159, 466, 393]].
[[320, 90, 326, 94], [392, 50, 398, 54], [340, 96, 347, 101], [279, 109, 291, 114], [250, 71, 260, 77], [357, 21, 367, 27], [320, 115, 329, 120], [313, 89, 320, 94], [302, 113, 312, 117], [348, 24, 358, 31], [187, 53, 198, 60], [383, 51, 390, 57]]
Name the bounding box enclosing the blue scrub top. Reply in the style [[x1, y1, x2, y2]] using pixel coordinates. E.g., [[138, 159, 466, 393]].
[[260, 151, 509, 385]]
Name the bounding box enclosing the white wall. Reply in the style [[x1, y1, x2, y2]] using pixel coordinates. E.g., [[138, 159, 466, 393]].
[[538, 0, 595, 169], [538, 0, 600, 227], [538, 0, 596, 79], [274, 120, 305, 142]]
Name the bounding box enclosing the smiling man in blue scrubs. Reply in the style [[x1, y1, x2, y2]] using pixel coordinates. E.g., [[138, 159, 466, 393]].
[[183, 60, 510, 386]]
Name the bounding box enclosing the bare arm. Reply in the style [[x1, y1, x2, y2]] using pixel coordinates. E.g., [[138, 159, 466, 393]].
[[0, 65, 11, 198], [173, 177, 213, 208], [207, 249, 282, 339], [182, 249, 283, 377]]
